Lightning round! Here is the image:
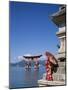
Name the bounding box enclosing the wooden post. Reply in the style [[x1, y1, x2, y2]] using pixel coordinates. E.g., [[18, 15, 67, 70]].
[[34, 58, 39, 69]]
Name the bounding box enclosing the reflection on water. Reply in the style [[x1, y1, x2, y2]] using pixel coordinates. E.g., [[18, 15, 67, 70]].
[[25, 69, 32, 82], [9, 66, 45, 89], [33, 69, 39, 80]]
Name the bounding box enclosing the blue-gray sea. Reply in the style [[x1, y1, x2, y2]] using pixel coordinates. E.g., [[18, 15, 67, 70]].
[[9, 65, 46, 89]]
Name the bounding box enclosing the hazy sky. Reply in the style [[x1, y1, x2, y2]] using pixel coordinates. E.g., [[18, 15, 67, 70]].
[[10, 1, 60, 63]]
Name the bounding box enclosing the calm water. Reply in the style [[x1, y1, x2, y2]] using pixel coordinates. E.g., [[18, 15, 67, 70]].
[[9, 65, 46, 89]]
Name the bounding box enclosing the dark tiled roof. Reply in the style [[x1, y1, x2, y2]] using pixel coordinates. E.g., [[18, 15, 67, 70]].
[[51, 8, 65, 17]]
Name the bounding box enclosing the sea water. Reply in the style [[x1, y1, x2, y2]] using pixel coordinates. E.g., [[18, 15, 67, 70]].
[[9, 65, 46, 89]]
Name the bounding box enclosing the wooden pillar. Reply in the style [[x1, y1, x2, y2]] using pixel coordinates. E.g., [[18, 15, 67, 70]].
[[34, 58, 39, 69], [25, 58, 31, 69]]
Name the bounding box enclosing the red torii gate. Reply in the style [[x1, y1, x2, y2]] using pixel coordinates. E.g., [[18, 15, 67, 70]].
[[23, 55, 42, 69]]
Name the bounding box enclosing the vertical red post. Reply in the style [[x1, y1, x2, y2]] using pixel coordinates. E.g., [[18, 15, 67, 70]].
[[34, 58, 39, 69], [25, 58, 31, 69]]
